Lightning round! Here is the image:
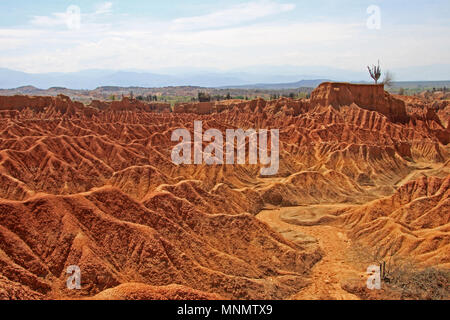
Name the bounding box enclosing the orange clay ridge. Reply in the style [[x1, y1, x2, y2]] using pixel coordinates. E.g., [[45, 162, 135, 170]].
[[0, 82, 448, 300]]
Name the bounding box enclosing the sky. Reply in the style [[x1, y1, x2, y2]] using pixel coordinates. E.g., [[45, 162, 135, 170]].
[[0, 0, 449, 77]]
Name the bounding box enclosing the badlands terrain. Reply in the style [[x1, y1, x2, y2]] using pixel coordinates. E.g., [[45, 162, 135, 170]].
[[0, 82, 448, 300]]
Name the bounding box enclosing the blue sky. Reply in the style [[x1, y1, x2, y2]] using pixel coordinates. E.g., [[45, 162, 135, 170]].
[[0, 0, 449, 77]]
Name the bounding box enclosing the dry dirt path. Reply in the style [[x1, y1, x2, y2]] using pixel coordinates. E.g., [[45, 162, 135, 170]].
[[395, 167, 432, 187], [394, 161, 447, 187], [257, 206, 362, 300]]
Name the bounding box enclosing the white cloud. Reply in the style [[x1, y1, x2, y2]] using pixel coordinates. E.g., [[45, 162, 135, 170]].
[[95, 2, 113, 14], [30, 12, 70, 28], [0, 21, 363, 72], [30, 2, 112, 29], [3, 2, 449, 76], [172, 0, 295, 30]]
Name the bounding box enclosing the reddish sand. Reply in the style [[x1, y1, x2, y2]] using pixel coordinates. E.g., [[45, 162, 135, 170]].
[[0, 83, 448, 300]]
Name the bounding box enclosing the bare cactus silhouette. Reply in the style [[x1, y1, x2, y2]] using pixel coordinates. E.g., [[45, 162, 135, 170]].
[[368, 60, 382, 84]]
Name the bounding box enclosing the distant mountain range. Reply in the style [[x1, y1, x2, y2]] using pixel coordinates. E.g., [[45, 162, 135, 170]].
[[0, 64, 449, 90], [0, 67, 340, 89], [219, 79, 331, 89]]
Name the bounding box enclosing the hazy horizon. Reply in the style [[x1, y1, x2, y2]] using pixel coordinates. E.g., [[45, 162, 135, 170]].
[[1, 64, 450, 90]]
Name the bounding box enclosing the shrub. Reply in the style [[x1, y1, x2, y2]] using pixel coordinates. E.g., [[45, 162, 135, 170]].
[[198, 92, 211, 102], [347, 242, 449, 300]]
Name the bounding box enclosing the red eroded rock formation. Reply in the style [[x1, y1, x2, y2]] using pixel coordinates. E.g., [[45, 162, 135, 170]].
[[0, 81, 448, 300], [0, 188, 320, 299], [338, 175, 449, 267], [311, 82, 409, 123], [92, 283, 224, 300], [0, 94, 86, 117], [89, 97, 171, 113], [174, 102, 213, 114]]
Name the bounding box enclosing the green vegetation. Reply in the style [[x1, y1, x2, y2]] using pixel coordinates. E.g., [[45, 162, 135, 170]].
[[95, 86, 314, 103], [386, 85, 449, 96], [198, 92, 211, 102]]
